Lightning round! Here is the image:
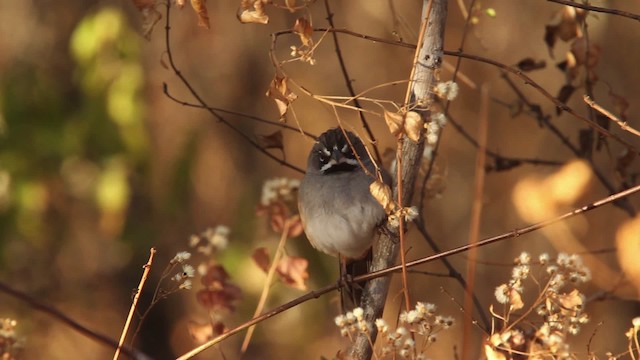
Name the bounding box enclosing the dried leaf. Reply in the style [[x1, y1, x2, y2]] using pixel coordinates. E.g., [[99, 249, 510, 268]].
[[570, 37, 601, 70], [131, 0, 162, 40], [556, 84, 575, 115], [404, 111, 423, 142], [238, 0, 269, 24], [293, 17, 313, 47], [277, 255, 309, 290], [285, 0, 296, 12], [370, 180, 394, 214], [266, 75, 298, 120], [516, 58, 546, 72], [257, 130, 284, 151], [252, 247, 270, 273], [190, 0, 210, 29], [544, 6, 587, 55], [509, 288, 524, 311], [557, 289, 583, 310], [384, 110, 404, 137]]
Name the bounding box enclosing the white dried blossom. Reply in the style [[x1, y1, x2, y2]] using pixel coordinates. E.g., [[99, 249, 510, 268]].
[[171, 251, 191, 264], [434, 81, 459, 101]]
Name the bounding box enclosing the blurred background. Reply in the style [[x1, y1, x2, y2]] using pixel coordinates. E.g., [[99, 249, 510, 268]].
[[1, 0, 640, 359]]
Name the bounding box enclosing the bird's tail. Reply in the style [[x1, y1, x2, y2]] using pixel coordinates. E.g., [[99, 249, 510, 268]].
[[342, 249, 372, 311]]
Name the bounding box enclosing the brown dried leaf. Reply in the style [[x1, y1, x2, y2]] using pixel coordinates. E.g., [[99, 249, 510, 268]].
[[544, 6, 587, 55], [131, 0, 162, 40], [370, 180, 394, 214], [252, 247, 270, 273], [293, 17, 313, 47], [404, 111, 423, 142], [557, 289, 583, 310], [266, 75, 298, 120], [238, 0, 269, 24], [509, 288, 524, 311], [384, 110, 404, 137], [556, 84, 575, 115], [257, 130, 284, 151], [190, 0, 210, 29], [570, 36, 601, 69], [285, 0, 297, 12], [516, 58, 546, 72], [277, 255, 309, 290]]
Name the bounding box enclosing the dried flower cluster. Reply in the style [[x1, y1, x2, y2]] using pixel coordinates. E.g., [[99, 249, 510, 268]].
[[335, 302, 454, 359], [486, 252, 591, 359]]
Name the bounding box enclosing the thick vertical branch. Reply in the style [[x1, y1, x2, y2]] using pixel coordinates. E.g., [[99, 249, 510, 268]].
[[347, 1, 447, 359]]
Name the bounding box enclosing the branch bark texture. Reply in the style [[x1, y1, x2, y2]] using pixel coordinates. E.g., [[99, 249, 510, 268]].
[[347, 1, 448, 358]]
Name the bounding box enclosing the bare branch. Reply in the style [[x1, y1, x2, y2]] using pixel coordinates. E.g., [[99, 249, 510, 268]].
[[548, 0, 640, 22]]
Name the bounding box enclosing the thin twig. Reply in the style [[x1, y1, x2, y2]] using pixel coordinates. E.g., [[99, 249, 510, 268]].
[[240, 220, 291, 353], [162, 3, 305, 174], [114, 248, 156, 360], [176, 180, 640, 359], [547, 0, 640, 22], [584, 95, 640, 138], [462, 84, 489, 360], [163, 85, 317, 139]]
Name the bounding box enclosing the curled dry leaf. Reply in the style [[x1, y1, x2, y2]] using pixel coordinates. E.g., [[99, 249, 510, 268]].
[[509, 288, 524, 311], [257, 130, 284, 151], [285, 0, 297, 12], [516, 58, 546, 72], [404, 111, 423, 142], [197, 264, 242, 312], [252, 248, 309, 290], [276, 255, 309, 290], [238, 0, 269, 24], [252, 247, 270, 273], [384, 110, 404, 137], [544, 5, 587, 55], [370, 180, 394, 214], [190, 0, 210, 29], [555, 84, 575, 115], [293, 17, 313, 47], [131, 0, 162, 40], [266, 75, 298, 120], [556, 289, 583, 311]]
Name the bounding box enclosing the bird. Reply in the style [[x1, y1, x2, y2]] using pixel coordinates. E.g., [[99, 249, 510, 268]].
[[298, 127, 389, 306]]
